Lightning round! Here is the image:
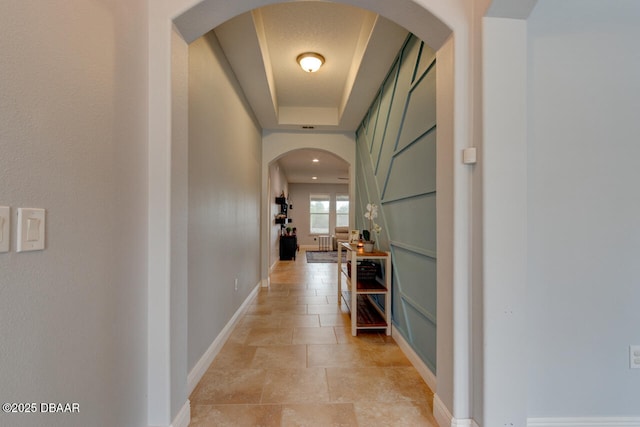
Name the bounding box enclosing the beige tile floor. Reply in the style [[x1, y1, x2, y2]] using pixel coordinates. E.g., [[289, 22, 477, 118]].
[[189, 249, 437, 426]]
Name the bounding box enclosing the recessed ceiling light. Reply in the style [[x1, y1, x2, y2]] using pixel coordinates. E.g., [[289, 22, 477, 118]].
[[297, 52, 325, 73], [312, 176, 318, 180], [312, 159, 319, 163]]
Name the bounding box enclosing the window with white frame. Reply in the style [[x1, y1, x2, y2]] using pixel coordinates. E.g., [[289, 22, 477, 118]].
[[309, 194, 330, 234], [336, 194, 349, 227]]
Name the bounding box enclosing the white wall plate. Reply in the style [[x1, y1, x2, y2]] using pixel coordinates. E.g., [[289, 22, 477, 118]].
[[462, 147, 477, 164], [17, 208, 45, 252]]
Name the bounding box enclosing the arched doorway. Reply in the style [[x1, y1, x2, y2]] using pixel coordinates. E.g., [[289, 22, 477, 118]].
[[262, 133, 357, 287], [148, 1, 473, 425], [265, 145, 353, 270]]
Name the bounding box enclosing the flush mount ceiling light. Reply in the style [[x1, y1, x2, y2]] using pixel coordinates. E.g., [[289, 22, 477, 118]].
[[297, 52, 325, 73]]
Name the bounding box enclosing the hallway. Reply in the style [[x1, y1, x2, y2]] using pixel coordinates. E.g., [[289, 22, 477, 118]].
[[189, 249, 437, 426]]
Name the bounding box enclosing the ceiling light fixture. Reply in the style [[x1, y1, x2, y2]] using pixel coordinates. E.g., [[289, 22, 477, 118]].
[[312, 159, 319, 163], [297, 52, 325, 73]]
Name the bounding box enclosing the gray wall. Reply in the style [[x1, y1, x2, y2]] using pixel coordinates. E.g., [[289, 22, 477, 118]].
[[355, 35, 439, 373], [482, 15, 529, 425], [526, 0, 640, 417], [187, 32, 262, 371], [0, 1, 149, 426], [171, 25, 190, 419]]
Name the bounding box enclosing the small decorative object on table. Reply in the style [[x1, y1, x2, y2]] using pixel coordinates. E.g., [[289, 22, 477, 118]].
[[362, 203, 382, 252]]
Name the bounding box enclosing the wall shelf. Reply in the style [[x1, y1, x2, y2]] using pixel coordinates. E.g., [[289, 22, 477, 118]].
[[275, 196, 292, 226]]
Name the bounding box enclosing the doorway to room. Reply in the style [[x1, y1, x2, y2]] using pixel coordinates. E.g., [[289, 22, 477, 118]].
[[267, 148, 351, 269]]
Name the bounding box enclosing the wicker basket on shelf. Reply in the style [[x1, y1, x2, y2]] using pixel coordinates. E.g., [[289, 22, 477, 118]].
[[347, 260, 378, 281]]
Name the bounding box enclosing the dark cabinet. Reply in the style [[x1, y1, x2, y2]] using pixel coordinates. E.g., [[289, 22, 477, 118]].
[[279, 235, 297, 260]]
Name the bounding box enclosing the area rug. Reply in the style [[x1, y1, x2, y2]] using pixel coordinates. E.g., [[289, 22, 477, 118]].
[[305, 250, 347, 263]]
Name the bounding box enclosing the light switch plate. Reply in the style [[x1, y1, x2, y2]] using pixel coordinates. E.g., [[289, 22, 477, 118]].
[[17, 208, 45, 252], [0, 206, 9, 253]]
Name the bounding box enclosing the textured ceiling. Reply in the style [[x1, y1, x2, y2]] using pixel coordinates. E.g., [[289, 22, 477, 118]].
[[214, 2, 408, 131], [277, 149, 350, 185], [212, 3, 409, 183], [260, 3, 368, 109]]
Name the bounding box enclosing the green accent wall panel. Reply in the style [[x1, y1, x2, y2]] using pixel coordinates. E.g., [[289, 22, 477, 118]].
[[384, 131, 436, 201], [370, 61, 399, 169], [414, 42, 436, 84], [355, 34, 437, 373], [396, 66, 436, 153], [360, 113, 370, 141], [405, 303, 437, 373], [365, 95, 381, 151], [393, 247, 437, 319], [400, 35, 423, 88], [375, 37, 422, 191], [392, 270, 409, 333], [355, 131, 389, 249], [384, 196, 436, 254]]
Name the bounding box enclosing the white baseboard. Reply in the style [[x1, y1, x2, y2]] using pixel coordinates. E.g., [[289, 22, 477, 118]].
[[432, 394, 479, 427], [434, 394, 453, 427], [432, 410, 640, 427], [528, 418, 640, 427], [392, 327, 437, 392], [187, 283, 260, 394], [169, 400, 190, 427], [451, 419, 479, 427]]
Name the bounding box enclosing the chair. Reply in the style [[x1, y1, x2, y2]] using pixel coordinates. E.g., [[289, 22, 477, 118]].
[[333, 226, 350, 250]]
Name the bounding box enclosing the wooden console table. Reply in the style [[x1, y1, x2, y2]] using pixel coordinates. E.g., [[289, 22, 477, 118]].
[[337, 242, 391, 336]]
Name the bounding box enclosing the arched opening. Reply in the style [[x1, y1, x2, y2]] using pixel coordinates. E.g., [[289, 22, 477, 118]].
[[148, 1, 473, 425], [265, 146, 353, 271], [262, 133, 357, 286]]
